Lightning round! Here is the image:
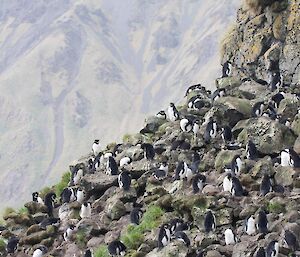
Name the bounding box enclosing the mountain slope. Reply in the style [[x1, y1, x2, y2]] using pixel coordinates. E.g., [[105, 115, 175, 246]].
[[0, 0, 240, 209]]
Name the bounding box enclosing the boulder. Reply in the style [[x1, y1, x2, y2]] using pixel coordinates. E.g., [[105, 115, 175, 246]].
[[215, 150, 241, 173], [24, 202, 48, 215], [235, 117, 296, 154], [81, 173, 118, 195], [274, 166, 295, 186], [105, 195, 127, 220]]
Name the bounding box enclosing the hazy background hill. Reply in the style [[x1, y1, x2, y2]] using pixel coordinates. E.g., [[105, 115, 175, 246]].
[[0, 0, 240, 210]]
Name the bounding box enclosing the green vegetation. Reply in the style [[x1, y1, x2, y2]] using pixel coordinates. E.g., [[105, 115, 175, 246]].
[[122, 133, 132, 143], [40, 187, 52, 198], [55, 172, 71, 197], [95, 245, 110, 257], [0, 239, 6, 253], [75, 229, 88, 249], [267, 202, 286, 214], [18, 207, 28, 215], [121, 205, 164, 250]]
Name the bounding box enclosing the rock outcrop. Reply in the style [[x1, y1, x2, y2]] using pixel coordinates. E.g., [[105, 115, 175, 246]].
[[0, 0, 299, 257]]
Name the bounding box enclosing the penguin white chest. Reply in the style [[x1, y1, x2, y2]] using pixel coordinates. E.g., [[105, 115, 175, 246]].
[[246, 217, 256, 235], [223, 176, 232, 192], [32, 249, 43, 257], [224, 229, 236, 245], [281, 150, 290, 167]]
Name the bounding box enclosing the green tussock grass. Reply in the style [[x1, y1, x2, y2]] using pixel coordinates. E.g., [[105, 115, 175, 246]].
[[0, 239, 6, 253], [18, 207, 28, 215], [75, 229, 88, 249], [95, 245, 110, 257], [267, 202, 286, 214], [121, 205, 164, 250], [55, 172, 71, 197]]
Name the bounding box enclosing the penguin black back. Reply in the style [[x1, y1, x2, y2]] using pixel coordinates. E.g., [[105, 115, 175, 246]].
[[141, 143, 155, 160], [108, 240, 126, 256], [257, 210, 268, 234], [118, 170, 131, 191], [204, 210, 216, 233], [7, 236, 19, 254], [44, 192, 56, 217]]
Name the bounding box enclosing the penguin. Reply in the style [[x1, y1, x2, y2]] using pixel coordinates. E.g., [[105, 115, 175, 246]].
[[204, 210, 216, 233], [266, 240, 279, 257], [188, 95, 202, 109], [169, 218, 184, 234], [167, 102, 180, 122], [204, 118, 217, 143], [281, 149, 300, 168], [185, 84, 203, 96], [222, 61, 232, 77], [89, 152, 102, 171], [153, 168, 168, 181], [252, 102, 265, 117], [76, 188, 85, 204], [183, 162, 193, 181], [190, 151, 201, 173], [245, 215, 256, 235], [61, 187, 76, 203], [174, 222, 191, 233], [269, 71, 282, 91], [171, 139, 191, 151], [231, 176, 245, 196], [180, 118, 192, 132], [71, 166, 84, 185], [195, 249, 205, 257], [39, 217, 60, 229], [92, 139, 101, 155], [32, 192, 44, 205], [32, 245, 48, 257], [284, 230, 299, 251], [192, 119, 200, 137], [174, 162, 185, 180], [246, 140, 259, 160], [271, 92, 285, 109], [158, 223, 171, 248], [256, 247, 266, 257], [7, 236, 19, 254], [263, 104, 278, 120], [130, 208, 143, 225], [44, 192, 56, 217], [260, 174, 272, 196], [156, 110, 167, 119], [257, 210, 268, 234], [173, 231, 190, 247], [140, 143, 155, 160], [221, 126, 233, 143], [120, 156, 132, 167], [224, 228, 237, 245], [63, 224, 76, 241], [231, 155, 243, 176], [84, 249, 94, 257], [80, 202, 91, 219], [192, 98, 206, 110], [106, 156, 119, 175], [108, 240, 127, 256], [118, 170, 131, 191], [211, 88, 226, 102], [192, 174, 206, 193], [223, 173, 233, 192]]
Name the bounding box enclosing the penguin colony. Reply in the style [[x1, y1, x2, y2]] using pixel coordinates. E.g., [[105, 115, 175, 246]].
[[1, 13, 300, 257], [2, 66, 300, 257]]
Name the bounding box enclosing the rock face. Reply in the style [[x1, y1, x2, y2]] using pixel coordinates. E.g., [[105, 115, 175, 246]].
[[0, 1, 300, 257]]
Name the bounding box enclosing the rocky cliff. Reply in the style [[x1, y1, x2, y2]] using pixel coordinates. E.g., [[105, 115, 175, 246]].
[[0, 0, 300, 257]]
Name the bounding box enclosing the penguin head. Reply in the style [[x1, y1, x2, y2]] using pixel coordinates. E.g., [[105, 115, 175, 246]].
[[37, 245, 48, 254], [170, 102, 175, 108], [32, 192, 39, 200], [69, 224, 76, 230], [83, 202, 90, 207], [94, 139, 100, 144]]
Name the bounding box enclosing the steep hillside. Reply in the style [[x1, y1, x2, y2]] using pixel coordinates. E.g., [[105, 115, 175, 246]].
[[0, 0, 240, 210], [0, 0, 300, 257]]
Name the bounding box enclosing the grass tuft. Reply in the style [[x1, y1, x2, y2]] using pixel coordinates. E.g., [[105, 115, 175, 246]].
[[121, 205, 164, 250], [55, 172, 71, 197], [267, 202, 285, 214], [0, 239, 6, 253], [75, 229, 88, 249], [94, 245, 110, 257]]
